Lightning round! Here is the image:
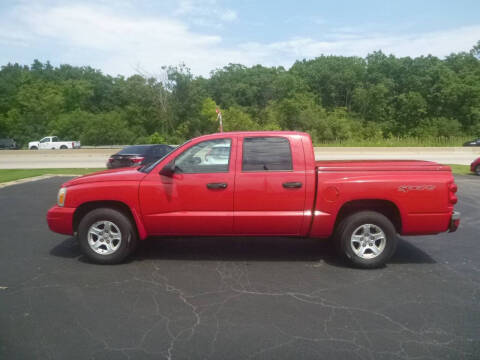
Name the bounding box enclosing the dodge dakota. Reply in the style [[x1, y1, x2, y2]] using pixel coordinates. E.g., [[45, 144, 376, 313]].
[[47, 131, 460, 268]]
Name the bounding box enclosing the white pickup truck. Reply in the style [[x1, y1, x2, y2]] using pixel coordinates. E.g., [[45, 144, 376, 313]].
[[29, 136, 81, 150]]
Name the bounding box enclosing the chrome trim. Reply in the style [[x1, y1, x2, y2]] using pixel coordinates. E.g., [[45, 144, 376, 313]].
[[451, 211, 460, 221]]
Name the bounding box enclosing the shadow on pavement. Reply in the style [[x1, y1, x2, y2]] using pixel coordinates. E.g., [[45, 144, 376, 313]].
[[50, 235, 436, 266], [390, 238, 436, 264], [49, 237, 81, 258]]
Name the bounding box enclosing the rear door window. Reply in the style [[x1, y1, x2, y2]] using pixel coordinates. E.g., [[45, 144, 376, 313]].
[[242, 137, 293, 171]]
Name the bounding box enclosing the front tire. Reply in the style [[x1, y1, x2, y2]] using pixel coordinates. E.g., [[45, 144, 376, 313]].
[[475, 165, 480, 176], [60, 145, 67, 149], [30, 146, 38, 150], [78, 208, 138, 264], [335, 211, 397, 269]]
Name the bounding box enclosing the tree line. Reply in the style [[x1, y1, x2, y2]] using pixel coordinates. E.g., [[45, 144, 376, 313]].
[[1, 41, 479, 147]]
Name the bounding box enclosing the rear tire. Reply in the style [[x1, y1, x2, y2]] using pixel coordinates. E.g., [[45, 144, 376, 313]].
[[30, 146, 38, 150], [335, 211, 397, 269], [60, 145, 67, 149], [475, 165, 480, 176], [78, 208, 138, 264]]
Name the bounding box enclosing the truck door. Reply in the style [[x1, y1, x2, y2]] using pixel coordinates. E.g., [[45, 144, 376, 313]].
[[139, 137, 237, 236], [233, 136, 306, 235], [39, 137, 51, 150]]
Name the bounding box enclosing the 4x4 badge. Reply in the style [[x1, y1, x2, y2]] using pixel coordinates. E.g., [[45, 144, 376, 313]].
[[398, 185, 436, 193]]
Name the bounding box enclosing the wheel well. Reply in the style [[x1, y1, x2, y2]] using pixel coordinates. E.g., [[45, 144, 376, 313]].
[[335, 200, 402, 233], [73, 201, 137, 234]]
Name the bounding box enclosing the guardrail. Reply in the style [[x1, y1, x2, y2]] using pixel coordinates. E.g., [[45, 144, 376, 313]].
[[79, 145, 126, 149]]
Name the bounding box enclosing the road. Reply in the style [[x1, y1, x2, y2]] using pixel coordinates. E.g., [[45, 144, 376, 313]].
[[0, 149, 117, 169], [0, 176, 478, 359], [1, 147, 480, 168]]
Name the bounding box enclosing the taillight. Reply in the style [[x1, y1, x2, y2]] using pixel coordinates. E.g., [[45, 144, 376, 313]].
[[131, 156, 144, 164], [108, 158, 113, 163], [448, 182, 458, 205]]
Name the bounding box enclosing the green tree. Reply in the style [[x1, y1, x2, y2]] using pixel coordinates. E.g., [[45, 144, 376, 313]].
[[81, 112, 135, 145], [290, 56, 366, 109], [146, 132, 168, 144], [199, 97, 220, 133], [1, 48, 480, 146], [470, 40, 480, 59], [223, 106, 259, 131]]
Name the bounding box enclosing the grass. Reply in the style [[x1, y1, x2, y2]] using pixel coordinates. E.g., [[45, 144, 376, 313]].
[[316, 136, 473, 147], [0, 168, 104, 184], [445, 164, 472, 175]]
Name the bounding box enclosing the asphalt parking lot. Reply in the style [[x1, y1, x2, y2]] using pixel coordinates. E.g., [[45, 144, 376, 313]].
[[0, 176, 479, 359]]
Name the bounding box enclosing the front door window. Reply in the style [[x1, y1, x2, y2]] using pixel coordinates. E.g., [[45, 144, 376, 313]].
[[174, 138, 232, 173]]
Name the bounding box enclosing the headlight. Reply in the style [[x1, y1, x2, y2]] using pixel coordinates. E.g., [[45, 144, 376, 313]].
[[57, 187, 67, 207]]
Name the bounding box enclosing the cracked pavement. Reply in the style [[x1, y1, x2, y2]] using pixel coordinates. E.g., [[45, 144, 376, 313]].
[[0, 176, 479, 359]]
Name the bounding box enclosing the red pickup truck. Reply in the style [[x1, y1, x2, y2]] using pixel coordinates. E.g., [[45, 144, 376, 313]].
[[47, 131, 460, 268]]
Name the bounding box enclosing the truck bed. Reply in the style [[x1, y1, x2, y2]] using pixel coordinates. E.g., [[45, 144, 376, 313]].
[[315, 159, 451, 172]]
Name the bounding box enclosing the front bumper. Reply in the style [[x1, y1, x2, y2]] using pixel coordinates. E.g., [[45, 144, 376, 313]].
[[47, 206, 75, 235], [449, 211, 461, 232]]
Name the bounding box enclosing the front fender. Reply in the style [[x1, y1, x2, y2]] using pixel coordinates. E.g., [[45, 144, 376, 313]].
[[66, 181, 149, 240]]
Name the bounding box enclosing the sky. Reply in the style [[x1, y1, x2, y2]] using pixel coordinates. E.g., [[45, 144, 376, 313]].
[[1, 0, 479, 77]]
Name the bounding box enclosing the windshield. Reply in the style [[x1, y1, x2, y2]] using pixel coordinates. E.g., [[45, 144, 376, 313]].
[[138, 140, 190, 173]]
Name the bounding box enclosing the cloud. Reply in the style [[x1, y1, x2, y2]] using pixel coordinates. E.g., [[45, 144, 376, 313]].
[[239, 25, 480, 66], [3, 3, 232, 75], [235, 25, 480, 70], [23, 4, 221, 50], [174, 0, 237, 27], [1, 2, 479, 77]]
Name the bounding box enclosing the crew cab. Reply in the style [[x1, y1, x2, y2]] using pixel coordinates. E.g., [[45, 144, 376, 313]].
[[29, 136, 81, 150], [47, 131, 460, 268]]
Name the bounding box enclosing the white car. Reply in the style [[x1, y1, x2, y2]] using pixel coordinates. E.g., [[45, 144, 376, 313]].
[[29, 136, 81, 150], [204, 144, 230, 165]]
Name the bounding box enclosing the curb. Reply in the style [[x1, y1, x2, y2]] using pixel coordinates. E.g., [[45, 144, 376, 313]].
[[0, 174, 77, 189]]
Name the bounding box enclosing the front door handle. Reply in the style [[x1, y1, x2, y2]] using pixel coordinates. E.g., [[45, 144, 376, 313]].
[[207, 182, 228, 190], [283, 181, 302, 189]]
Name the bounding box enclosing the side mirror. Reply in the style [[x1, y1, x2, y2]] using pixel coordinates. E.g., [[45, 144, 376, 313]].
[[160, 161, 175, 177]]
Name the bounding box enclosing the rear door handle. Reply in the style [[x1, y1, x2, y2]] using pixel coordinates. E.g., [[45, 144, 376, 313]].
[[283, 182, 302, 189], [207, 182, 228, 190]]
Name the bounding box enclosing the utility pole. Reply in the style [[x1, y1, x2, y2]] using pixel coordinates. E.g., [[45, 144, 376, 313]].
[[216, 108, 223, 132]]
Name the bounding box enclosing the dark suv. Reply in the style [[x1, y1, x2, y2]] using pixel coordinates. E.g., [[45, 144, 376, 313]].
[[0, 138, 16, 149]]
